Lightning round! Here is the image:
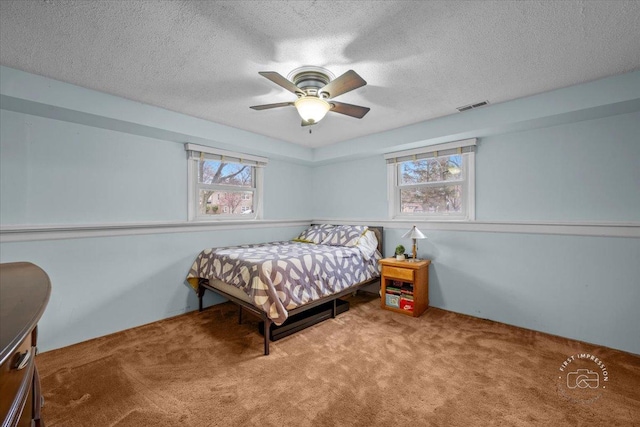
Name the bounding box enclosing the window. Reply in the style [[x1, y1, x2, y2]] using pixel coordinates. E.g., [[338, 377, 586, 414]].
[[185, 143, 267, 220], [386, 139, 476, 220]]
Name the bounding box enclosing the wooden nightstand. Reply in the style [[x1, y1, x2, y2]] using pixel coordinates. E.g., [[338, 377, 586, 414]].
[[379, 258, 431, 317]]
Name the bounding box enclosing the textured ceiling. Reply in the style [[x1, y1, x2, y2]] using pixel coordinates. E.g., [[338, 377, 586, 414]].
[[1, 1, 639, 148]]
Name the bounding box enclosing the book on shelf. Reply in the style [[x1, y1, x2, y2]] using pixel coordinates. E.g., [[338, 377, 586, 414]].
[[385, 294, 400, 308], [386, 282, 402, 295], [400, 297, 414, 311]]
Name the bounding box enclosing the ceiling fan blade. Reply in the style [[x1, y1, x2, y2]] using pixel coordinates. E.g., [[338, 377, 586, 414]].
[[318, 70, 366, 99], [329, 101, 370, 119], [258, 71, 304, 95], [250, 102, 294, 110]]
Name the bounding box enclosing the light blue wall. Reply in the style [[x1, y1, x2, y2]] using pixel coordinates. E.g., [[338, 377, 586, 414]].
[[0, 226, 306, 351], [381, 228, 640, 354], [0, 66, 314, 163], [310, 111, 640, 354], [0, 106, 311, 351], [476, 112, 640, 222], [0, 105, 311, 352], [2, 66, 639, 355], [0, 110, 186, 224], [264, 158, 313, 219], [0, 109, 314, 225], [0, 68, 313, 351], [310, 156, 388, 219], [311, 112, 640, 223]]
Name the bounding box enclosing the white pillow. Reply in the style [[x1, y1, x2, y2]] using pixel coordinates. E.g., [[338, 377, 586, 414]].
[[356, 230, 379, 260], [321, 225, 368, 247], [293, 224, 334, 244]]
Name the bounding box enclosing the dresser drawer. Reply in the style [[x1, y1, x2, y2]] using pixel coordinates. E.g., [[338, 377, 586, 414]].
[[1, 262, 51, 427], [383, 265, 414, 281], [0, 334, 35, 426]]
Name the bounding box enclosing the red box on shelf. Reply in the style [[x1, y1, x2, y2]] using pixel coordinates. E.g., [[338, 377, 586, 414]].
[[400, 298, 414, 311]]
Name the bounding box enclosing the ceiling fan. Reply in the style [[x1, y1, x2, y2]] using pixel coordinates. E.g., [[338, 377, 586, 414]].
[[250, 66, 370, 126]]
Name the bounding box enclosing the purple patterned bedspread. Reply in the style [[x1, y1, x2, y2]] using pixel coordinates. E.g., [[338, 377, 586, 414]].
[[186, 241, 381, 325]]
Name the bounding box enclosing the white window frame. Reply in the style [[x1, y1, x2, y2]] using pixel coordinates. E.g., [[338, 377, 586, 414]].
[[185, 143, 267, 221], [386, 139, 476, 221]]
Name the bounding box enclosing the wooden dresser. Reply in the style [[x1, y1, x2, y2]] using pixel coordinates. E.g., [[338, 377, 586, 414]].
[[0, 262, 51, 427]]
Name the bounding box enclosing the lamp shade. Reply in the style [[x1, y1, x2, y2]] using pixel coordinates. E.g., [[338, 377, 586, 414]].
[[402, 225, 426, 240], [294, 97, 330, 123]]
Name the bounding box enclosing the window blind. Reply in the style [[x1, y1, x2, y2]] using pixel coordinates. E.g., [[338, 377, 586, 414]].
[[384, 138, 477, 164], [184, 143, 268, 167]]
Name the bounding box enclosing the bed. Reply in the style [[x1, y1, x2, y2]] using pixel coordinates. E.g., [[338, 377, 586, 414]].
[[186, 224, 383, 355]]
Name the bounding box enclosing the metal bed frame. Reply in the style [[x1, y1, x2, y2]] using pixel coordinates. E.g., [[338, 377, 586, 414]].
[[197, 226, 383, 355]]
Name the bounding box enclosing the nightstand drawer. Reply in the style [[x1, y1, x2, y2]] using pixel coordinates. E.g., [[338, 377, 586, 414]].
[[383, 265, 414, 281]]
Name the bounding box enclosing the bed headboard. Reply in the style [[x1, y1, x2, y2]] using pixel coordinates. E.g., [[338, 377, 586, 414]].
[[312, 224, 384, 257]]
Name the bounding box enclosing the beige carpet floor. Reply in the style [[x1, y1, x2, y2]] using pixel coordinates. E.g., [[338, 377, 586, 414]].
[[37, 294, 640, 426]]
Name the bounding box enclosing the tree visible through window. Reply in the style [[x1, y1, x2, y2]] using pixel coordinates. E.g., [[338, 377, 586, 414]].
[[399, 156, 463, 214], [386, 139, 476, 220], [198, 160, 254, 216], [186, 143, 267, 220]]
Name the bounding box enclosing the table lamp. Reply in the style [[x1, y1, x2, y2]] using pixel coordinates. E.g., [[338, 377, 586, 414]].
[[402, 225, 426, 262]]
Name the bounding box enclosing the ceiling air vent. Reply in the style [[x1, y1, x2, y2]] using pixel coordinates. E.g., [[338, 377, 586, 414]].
[[456, 100, 489, 112]]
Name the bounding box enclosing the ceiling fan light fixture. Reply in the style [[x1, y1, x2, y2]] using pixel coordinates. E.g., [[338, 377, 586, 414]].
[[252, 68, 368, 126], [294, 96, 331, 124]]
